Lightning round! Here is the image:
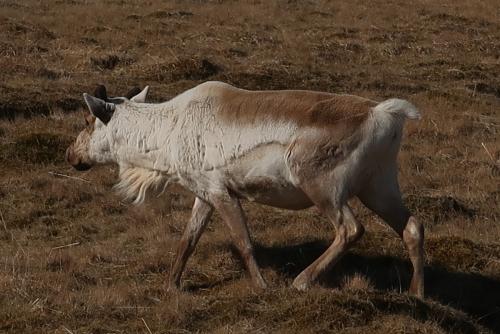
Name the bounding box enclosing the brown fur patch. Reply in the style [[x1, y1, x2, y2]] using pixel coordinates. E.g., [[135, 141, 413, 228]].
[[285, 120, 368, 193], [215, 85, 376, 128], [304, 95, 376, 127], [83, 111, 96, 126]]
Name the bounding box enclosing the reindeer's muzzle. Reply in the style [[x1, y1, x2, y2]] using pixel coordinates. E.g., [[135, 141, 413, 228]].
[[65, 146, 91, 171]]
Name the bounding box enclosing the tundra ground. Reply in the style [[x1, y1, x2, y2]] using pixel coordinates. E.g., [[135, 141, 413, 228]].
[[0, 0, 499, 333]]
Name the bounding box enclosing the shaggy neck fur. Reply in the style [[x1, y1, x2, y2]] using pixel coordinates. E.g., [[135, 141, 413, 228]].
[[106, 101, 179, 203]]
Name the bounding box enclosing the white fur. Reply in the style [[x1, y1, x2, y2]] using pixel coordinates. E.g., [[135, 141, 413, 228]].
[[374, 98, 421, 120], [114, 167, 168, 204]]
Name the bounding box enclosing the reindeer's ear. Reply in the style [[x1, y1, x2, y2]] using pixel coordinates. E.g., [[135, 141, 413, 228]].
[[130, 86, 149, 103], [125, 87, 142, 100], [83, 93, 115, 125], [94, 85, 108, 101]]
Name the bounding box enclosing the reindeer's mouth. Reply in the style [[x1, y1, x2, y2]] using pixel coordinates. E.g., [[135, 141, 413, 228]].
[[73, 162, 91, 171]]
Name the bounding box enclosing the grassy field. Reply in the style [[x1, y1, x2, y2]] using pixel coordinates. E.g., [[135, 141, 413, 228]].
[[0, 0, 499, 333]]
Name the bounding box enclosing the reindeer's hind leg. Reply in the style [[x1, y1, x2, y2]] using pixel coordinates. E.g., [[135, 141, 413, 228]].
[[358, 164, 424, 298], [286, 139, 365, 290], [292, 190, 365, 290]]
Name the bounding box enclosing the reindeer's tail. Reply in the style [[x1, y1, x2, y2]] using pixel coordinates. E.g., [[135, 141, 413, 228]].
[[373, 98, 421, 120]]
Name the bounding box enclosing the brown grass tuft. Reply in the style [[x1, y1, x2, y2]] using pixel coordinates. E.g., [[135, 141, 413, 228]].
[[3, 133, 73, 165], [342, 273, 374, 292]]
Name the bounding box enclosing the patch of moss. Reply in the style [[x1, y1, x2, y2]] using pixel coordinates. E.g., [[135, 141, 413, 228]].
[[153, 57, 221, 82], [427, 236, 500, 272], [405, 195, 476, 224], [2, 132, 72, 165]]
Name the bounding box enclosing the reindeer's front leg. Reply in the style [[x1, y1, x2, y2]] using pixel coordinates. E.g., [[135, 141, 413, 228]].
[[168, 197, 213, 291]]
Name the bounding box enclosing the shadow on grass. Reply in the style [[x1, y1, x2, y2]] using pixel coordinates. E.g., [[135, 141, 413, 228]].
[[184, 275, 239, 292], [254, 240, 500, 333]]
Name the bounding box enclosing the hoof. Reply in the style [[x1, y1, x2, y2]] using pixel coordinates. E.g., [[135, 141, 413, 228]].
[[255, 280, 268, 290], [251, 274, 268, 290], [292, 274, 311, 291]]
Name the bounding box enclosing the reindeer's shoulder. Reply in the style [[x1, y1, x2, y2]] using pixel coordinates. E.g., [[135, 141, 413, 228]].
[[192, 81, 241, 97]]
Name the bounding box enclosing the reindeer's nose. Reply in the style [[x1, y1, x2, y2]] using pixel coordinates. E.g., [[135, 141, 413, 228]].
[[73, 162, 91, 171]]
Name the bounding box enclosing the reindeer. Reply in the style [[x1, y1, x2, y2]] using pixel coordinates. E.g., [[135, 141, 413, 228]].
[[66, 81, 424, 298]]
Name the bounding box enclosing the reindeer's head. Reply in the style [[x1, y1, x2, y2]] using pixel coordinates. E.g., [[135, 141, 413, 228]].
[[65, 85, 149, 171]]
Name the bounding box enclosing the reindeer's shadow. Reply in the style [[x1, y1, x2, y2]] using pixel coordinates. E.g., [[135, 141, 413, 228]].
[[254, 240, 500, 332]]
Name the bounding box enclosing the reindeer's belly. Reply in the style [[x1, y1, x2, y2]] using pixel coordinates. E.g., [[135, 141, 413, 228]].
[[224, 143, 313, 210], [231, 177, 313, 210]]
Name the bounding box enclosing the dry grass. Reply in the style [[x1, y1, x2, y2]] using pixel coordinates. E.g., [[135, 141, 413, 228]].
[[1, 0, 499, 333]]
